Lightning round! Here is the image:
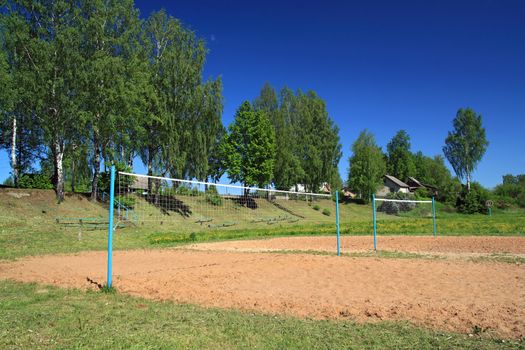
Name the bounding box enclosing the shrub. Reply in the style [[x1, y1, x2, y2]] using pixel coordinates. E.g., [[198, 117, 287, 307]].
[[455, 183, 490, 214], [518, 193, 525, 208], [205, 185, 223, 206], [312, 204, 321, 211], [493, 195, 514, 209], [322, 208, 331, 216], [191, 187, 200, 196], [175, 186, 192, 196], [378, 192, 416, 215], [17, 173, 53, 189]]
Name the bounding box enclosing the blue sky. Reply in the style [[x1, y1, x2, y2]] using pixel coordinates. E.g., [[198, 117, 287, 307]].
[[1, 0, 524, 188]]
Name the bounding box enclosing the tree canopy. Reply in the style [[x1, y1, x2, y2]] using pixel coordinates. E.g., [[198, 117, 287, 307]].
[[221, 101, 276, 189], [443, 108, 489, 192], [386, 130, 415, 182], [253, 83, 342, 192], [347, 130, 386, 201]]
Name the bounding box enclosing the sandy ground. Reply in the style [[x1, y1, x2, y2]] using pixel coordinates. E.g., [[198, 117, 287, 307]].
[[1, 239, 524, 339], [182, 235, 525, 257]]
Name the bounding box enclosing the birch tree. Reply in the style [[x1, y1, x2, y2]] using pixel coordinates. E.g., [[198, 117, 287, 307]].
[[443, 108, 488, 192]]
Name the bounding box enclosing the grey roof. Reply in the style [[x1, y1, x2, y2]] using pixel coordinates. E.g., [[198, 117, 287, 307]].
[[407, 177, 423, 187], [384, 175, 409, 188], [131, 176, 149, 190]]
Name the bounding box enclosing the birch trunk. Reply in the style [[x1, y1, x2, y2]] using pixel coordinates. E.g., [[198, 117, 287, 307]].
[[90, 134, 101, 201], [11, 116, 18, 187], [53, 140, 65, 202]]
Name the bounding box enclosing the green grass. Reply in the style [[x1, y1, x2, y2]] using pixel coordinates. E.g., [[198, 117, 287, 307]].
[[0, 188, 524, 260], [0, 280, 521, 349]]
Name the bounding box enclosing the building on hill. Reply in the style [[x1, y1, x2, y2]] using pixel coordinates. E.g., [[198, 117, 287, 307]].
[[406, 177, 438, 196], [130, 176, 149, 193], [377, 175, 410, 196], [290, 182, 331, 194], [342, 187, 357, 199]]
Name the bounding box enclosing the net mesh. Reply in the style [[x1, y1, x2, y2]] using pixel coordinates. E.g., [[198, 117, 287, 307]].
[[374, 197, 436, 235], [116, 172, 336, 233]]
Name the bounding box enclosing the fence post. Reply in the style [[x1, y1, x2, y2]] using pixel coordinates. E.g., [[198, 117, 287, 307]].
[[107, 165, 116, 288], [372, 194, 377, 251], [336, 191, 340, 256], [432, 197, 437, 237]]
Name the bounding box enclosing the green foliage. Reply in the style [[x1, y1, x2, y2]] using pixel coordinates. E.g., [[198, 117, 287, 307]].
[[348, 130, 386, 201], [222, 101, 276, 188], [443, 108, 489, 190], [413, 152, 460, 204], [253, 84, 341, 192], [312, 204, 321, 211], [205, 185, 223, 206], [98, 162, 134, 193], [17, 173, 53, 190], [169, 185, 201, 197], [456, 182, 491, 214], [494, 174, 525, 208], [387, 130, 415, 181], [322, 208, 331, 216], [138, 10, 223, 182]]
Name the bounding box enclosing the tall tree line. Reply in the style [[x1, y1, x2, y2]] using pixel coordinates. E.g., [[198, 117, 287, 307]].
[[251, 82, 342, 192], [0, 1, 223, 202]]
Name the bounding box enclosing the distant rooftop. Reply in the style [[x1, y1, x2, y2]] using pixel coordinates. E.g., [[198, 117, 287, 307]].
[[384, 175, 409, 188]]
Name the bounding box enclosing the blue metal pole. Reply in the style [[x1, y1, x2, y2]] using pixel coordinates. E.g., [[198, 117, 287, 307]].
[[336, 191, 340, 256], [372, 193, 377, 251], [107, 165, 115, 288], [432, 197, 437, 238]]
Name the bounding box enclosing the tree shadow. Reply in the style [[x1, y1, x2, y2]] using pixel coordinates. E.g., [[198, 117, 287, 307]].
[[230, 195, 258, 209], [143, 194, 192, 217]]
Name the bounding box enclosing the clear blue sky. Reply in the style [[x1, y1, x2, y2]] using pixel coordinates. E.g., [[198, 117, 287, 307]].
[[1, 0, 524, 188]]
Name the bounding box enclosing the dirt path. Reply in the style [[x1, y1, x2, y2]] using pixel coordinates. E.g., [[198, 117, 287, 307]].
[[1, 248, 523, 339], [182, 235, 525, 256]]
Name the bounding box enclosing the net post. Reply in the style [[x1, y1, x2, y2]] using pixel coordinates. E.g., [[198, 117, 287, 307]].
[[372, 193, 377, 251], [107, 165, 116, 288], [432, 196, 437, 238], [336, 191, 340, 256]]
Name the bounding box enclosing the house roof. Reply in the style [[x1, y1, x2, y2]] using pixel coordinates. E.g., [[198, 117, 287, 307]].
[[131, 176, 148, 190], [407, 176, 438, 191], [384, 175, 409, 188], [407, 177, 423, 187]]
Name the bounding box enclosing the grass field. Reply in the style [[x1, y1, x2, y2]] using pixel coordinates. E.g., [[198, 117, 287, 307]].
[[2, 280, 521, 349], [1, 188, 524, 260], [1, 188, 524, 348]]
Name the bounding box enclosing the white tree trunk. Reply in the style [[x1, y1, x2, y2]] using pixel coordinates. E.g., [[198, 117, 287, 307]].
[[53, 141, 65, 202], [11, 116, 18, 186], [466, 172, 471, 192]]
